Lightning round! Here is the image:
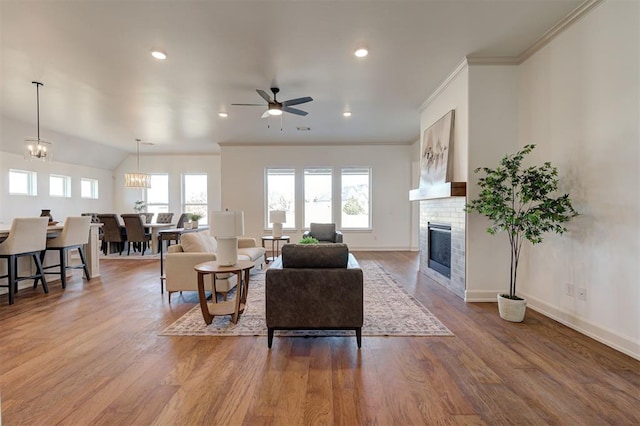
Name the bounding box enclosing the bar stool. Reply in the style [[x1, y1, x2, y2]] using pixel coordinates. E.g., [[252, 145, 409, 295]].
[[0, 217, 49, 305], [40, 216, 91, 289]]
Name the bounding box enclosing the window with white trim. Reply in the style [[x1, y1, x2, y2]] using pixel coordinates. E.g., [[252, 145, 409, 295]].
[[265, 168, 295, 229], [182, 173, 208, 225], [49, 174, 72, 197], [145, 174, 169, 217], [9, 169, 37, 196], [304, 167, 332, 228], [341, 167, 371, 229], [81, 178, 99, 199]]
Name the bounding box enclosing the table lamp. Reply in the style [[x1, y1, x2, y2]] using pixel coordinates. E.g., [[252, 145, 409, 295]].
[[210, 211, 244, 266], [269, 210, 286, 238]]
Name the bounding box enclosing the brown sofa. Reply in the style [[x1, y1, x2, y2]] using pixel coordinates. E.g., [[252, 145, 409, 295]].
[[265, 243, 363, 348]]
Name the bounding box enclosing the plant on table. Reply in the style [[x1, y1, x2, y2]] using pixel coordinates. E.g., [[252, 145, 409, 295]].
[[465, 144, 577, 321], [133, 200, 146, 213], [188, 213, 203, 221]]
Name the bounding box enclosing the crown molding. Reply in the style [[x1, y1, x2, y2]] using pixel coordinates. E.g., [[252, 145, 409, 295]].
[[465, 56, 519, 66], [418, 57, 469, 112], [517, 0, 604, 63], [218, 140, 414, 148]]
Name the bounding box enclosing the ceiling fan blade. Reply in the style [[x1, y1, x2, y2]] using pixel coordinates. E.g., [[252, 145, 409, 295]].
[[282, 106, 308, 116], [231, 103, 265, 106], [261, 110, 270, 119], [256, 89, 273, 103], [282, 96, 313, 107]]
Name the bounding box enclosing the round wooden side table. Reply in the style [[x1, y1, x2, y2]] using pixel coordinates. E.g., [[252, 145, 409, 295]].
[[194, 260, 254, 324]]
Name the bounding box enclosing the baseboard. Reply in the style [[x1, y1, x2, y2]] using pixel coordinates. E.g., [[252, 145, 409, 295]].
[[521, 293, 640, 361], [348, 246, 414, 251], [464, 289, 501, 302]]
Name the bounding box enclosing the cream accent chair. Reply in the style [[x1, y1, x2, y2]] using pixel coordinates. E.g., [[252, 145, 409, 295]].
[[41, 216, 91, 289], [165, 232, 265, 302], [0, 217, 49, 305]]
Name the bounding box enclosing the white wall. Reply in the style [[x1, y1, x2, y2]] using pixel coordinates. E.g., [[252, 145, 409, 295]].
[[112, 154, 221, 220], [418, 63, 469, 183], [465, 65, 519, 300], [220, 144, 414, 250], [0, 151, 114, 224], [517, 0, 639, 359]]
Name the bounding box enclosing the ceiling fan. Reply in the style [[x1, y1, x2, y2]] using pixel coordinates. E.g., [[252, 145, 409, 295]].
[[232, 87, 313, 118]]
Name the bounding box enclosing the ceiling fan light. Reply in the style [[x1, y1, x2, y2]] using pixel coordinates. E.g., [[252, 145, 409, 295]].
[[268, 107, 283, 116], [218, 112, 228, 118], [343, 111, 352, 117]]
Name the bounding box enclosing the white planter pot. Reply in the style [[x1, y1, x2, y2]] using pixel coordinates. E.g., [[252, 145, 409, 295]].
[[497, 294, 527, 322], [191, 220, 199, 229]]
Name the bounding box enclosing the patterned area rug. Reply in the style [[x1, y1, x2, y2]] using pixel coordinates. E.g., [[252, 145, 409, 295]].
[[160, 259, 453, 337]]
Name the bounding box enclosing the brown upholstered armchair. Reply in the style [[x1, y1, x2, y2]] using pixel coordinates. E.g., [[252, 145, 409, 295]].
[[265, 243, 363, 348], [302, 223, 343, 243]]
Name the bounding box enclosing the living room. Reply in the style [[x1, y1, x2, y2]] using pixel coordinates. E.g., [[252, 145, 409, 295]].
[[0, 0, 638, 423]]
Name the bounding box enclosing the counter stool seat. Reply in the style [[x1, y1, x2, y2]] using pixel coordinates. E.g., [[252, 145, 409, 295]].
[[39, 216, 91, 289], [0, 217, 50, 305]]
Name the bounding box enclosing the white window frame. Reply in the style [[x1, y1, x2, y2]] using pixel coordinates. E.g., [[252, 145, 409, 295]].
[[182, 173, 208, 225], [303, 167, 333, 228], [145, 174, 169, 216], [80, 178, 99, 199], [9, 169, 37, 196], [340, 167, 372, 230], [49, 174, 72, 198], [265, 168, 296, 230]]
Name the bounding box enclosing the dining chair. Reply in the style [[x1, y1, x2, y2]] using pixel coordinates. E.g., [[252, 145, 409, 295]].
[[39, 216, 91, 289], [141, 212, 154, 224], [0, 217, 49, 305], [164, 213, 190, 246], [156, 212, 174, 224], [97, 214, 127, 255], [121, 214, 151, 255]]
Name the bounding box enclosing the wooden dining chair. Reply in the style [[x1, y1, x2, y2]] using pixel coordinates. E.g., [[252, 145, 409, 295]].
[[0, 217, 49, 305], [39, 216, 91, 289]]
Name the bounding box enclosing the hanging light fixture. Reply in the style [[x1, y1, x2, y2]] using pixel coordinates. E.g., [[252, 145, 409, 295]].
[[24, 81, 52, 162], [124, 139, 152, 188]]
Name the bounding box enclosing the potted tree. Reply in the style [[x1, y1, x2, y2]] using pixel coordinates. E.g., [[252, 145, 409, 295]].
[[465, 144, 577, 322]]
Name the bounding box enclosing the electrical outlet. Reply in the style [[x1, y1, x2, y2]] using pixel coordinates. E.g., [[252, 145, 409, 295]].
[[577, 287, 587, 301], [565, 283, 575, 297]]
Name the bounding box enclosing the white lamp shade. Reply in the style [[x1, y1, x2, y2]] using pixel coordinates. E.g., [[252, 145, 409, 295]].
[[269, 210, 286, 224], [211, 211, 244, 238]]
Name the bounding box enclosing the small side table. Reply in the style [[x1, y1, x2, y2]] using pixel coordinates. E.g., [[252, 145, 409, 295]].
[[194, 260, 254, 324], [261, 235, 291, 263]]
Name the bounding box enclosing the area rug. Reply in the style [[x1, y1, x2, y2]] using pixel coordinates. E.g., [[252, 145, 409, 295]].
[[160, 260, 453, 337]]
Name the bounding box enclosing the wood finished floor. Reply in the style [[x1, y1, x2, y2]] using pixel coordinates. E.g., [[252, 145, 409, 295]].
[[0, 251, 638, 425]]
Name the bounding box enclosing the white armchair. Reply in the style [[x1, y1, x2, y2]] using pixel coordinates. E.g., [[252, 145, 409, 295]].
[[165, 232, 265, 302]]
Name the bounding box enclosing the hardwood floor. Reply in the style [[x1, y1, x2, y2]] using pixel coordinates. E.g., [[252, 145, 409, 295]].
[[0, 251, 638, 425]]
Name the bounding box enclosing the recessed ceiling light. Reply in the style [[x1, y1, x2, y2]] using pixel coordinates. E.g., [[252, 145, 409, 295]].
[[343, 111, 352, 117], [354, 48, 368, 58], [218, 112, 228, 118], [150, 48, 167, 60]]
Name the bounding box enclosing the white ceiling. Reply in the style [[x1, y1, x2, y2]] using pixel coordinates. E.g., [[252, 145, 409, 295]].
[[1, 0, 585, 155]]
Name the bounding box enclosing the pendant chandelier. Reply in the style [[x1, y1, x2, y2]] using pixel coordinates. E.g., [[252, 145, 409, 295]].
[[24, 81, 52, 162], [124, 139, 152, 188]]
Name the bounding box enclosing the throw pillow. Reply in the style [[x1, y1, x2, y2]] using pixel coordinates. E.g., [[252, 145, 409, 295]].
[[180, 232, 216, 253]]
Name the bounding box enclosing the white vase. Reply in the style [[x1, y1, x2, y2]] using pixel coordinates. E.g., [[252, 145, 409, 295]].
[[497, 294, 527, 322], [191, 220, 199, 229]]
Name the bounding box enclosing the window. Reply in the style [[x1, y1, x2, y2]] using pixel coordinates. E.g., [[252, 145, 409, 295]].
[[49, 174, 71, 197], [81, 178, 99, 199], [266, 168, 295, 229], [145, 174, 169, 217], [304, 167, 332, 227], [183, 174, 208, 224], [9, 169, 37, 196], [341, 167, 371, 229]]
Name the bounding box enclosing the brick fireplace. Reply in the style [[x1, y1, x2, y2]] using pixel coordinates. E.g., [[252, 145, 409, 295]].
[[419, 197, 466, 298]]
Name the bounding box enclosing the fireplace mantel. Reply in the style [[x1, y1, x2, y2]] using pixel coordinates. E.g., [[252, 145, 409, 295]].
[[409, 182, 466, 201]]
